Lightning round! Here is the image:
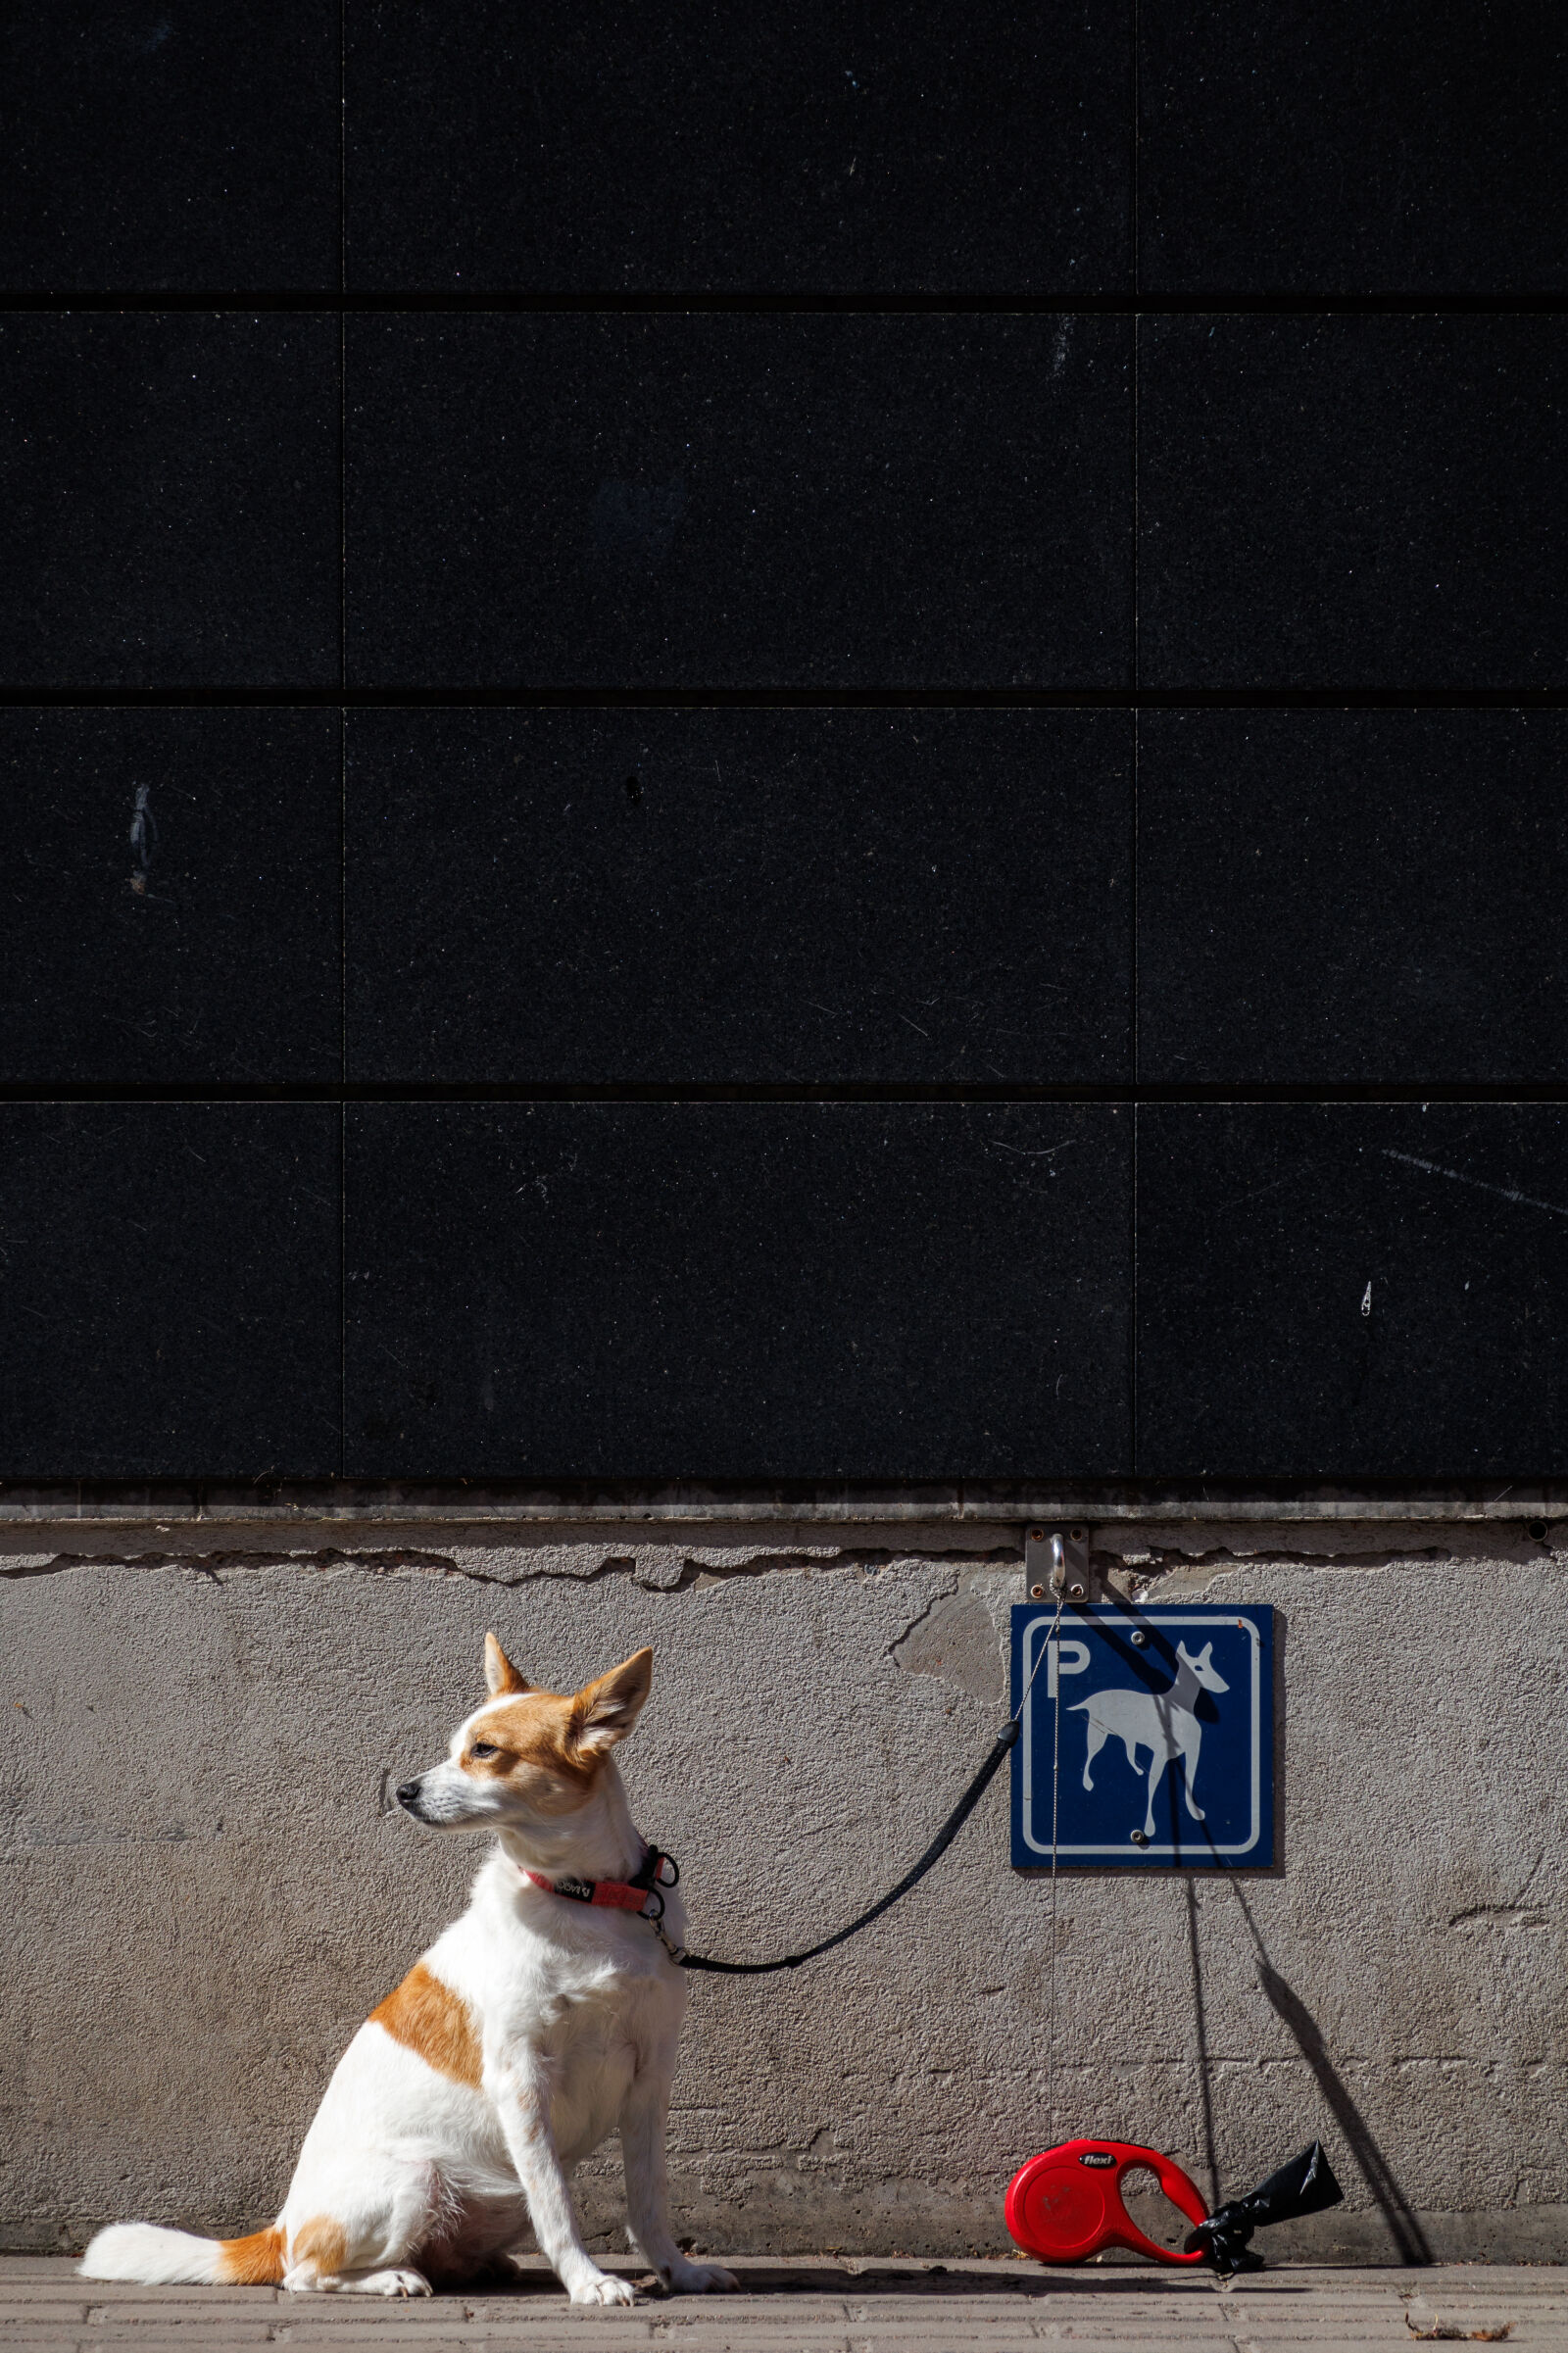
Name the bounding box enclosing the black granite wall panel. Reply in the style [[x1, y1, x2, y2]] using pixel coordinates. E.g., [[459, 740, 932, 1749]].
[[346, 709, 1131, 1084], [3, 10, 1563, 1483], [345, 0, 1132, 293], [1138, 711, 1568, 1088], [0, 315, 340, 687], [0, 1105, 340, 1478], [345, 1103, 1131, 1479], [1139, 1104, 1568, 1478], [1138, 315, 1568, 690], [0, 2, 340, 290], [2, 710, 341, 1084], [1140, 0, 1567, 294], [346, 314, 1132, 689]]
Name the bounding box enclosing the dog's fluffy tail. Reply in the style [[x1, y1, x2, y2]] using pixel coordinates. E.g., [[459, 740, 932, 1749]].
[[80, 2221, 285, 2285]]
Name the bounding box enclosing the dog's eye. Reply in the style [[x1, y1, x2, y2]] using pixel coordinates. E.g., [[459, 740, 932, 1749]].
[[470, 1742, 500, 1761]]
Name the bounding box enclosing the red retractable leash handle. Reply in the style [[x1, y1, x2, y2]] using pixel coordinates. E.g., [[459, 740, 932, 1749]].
[[1004, 2139, 1210, 2267]]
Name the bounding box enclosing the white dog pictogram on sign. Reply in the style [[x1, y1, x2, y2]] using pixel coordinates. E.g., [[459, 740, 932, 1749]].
[[1071, 1640, 1230, 1838]]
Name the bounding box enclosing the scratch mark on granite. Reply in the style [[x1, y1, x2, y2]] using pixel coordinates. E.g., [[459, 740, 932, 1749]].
[[1383, 1150, 1568, 1221], [128, 784, 157, 896]]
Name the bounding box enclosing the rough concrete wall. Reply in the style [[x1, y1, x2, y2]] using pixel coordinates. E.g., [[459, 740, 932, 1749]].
[[1, 1520, 1563, 2261]]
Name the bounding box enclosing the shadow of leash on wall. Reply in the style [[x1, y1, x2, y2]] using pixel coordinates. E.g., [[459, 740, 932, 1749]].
[[1200, 1835, 1433, 2266], [1253, 1956, 1433, 2266]]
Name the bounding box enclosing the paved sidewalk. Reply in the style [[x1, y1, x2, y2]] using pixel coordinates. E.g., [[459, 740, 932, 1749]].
[[2, 2256, 1564, 2352]]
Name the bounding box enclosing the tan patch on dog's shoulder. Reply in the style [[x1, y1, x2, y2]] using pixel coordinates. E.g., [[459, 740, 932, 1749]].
[[288, 2216, 348, 2279], [369, 1961, 482, 2089], [216, 2225, 285, 2284]]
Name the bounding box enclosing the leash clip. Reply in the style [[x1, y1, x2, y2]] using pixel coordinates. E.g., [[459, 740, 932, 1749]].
[[649, 1916, 687, 1965]]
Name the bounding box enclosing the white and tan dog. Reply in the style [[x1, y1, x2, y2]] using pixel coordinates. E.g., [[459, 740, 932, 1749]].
[[82, 1636, 736, 2305]]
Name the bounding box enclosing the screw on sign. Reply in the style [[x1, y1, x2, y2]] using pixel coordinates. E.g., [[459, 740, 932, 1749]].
[[1004, 2139, 1344, 2276]]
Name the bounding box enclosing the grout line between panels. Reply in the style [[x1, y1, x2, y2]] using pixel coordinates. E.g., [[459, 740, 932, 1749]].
[[1130, 742, 1139, 1473], [338, 705, 347, 1480], [10, 1084, 1568, 1105], [1131, 0, 1140, 303], [5, 688, 1568, 711], [3, 290, 1568, 313]]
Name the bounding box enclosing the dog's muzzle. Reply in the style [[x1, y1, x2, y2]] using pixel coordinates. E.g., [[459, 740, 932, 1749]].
[[392, 1760, 494, 1829]]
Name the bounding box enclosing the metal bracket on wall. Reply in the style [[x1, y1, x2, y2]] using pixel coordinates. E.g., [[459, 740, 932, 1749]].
[[1023, 1524, 1102, 1605]]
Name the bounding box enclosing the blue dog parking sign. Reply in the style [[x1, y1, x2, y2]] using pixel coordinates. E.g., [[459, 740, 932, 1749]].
[[1011, 1603, 1275, 1870]]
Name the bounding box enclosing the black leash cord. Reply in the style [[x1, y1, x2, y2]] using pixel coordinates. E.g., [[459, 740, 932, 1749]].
[[679, 1720, 1019, 1976]]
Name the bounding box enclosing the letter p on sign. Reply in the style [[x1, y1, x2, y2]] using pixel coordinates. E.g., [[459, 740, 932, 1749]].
[[1048, 1639, 1091, 1696]]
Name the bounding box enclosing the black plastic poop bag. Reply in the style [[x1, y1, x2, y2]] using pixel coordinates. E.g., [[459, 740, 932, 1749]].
[[1183, 2141, 1344, 2276]]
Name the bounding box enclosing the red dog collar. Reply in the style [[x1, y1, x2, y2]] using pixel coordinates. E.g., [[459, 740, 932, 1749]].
[[522, 1844, 679, 1915], [523, 1868, 649, 1911]]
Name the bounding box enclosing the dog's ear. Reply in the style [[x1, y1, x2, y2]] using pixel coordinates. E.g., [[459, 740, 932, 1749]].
[[572, 1648, 654, 1757], [484, 1632, 530, 1697]]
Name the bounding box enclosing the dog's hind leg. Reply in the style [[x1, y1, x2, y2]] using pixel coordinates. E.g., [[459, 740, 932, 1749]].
[[282, 2168, 440, 2297], [282, 2217, 355, 2294], [328, 2173, 438, 2296], [285, 2234, 433, 2298], [334, 2268, 433, 2298], [1080, 1718, 1108, 1791], [619, 2063, 737, 2297]]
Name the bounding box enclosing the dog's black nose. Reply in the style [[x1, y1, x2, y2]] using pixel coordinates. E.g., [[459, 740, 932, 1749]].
[[395, 1780, 422, 1809]]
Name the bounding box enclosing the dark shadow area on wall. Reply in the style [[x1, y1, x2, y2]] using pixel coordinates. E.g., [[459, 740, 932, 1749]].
[[1191, 1845, 1434, 2267], [1253, 1956, 1433, 2267]]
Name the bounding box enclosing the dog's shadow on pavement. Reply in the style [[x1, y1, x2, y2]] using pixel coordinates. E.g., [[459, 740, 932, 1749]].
[[466, 2260, 1312, 2300], [702, 2267, 1307, 2297]]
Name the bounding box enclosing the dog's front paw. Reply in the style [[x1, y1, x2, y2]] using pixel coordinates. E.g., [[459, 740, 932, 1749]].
[[362, 2269, 433, 2299], [570, 2270, 642, 2307], [666, 2258, 740, 2295]]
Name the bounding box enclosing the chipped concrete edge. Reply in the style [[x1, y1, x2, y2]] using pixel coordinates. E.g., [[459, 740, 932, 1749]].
[[2, 1512, 1561, 1587]]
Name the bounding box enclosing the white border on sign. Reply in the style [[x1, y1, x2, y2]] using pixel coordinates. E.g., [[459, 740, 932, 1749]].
[[1018, 1611, 1264, 1859]]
